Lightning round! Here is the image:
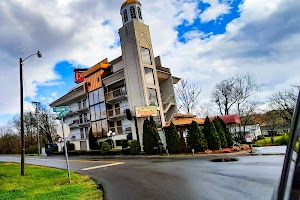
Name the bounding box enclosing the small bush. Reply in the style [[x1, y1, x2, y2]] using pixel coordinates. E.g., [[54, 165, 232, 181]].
[[280, 134, 289, 145], [121, 148, 130, 155], [101, 142, 111, 155], [105, 139, 114, 148], [121, 139, 129, 149], [130, 140, 141, 155], [257, 135, 265, 140], [109, 149, 122, 155], [26, 146, 38, 154]]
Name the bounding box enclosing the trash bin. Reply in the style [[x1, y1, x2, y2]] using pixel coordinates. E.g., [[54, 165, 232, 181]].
[[45, 143, 58, 156]]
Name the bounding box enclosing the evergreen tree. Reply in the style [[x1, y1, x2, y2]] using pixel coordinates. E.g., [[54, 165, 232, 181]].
[[88, 129, 100, 150], [203, 117, 221, 150], [100, 142, 111, 155], [142, 117, 160, 154], [165, 122, 181, 153], [218, 117, 234, 147], [187, 121, 208, 152], [213, 118, 227, 148]]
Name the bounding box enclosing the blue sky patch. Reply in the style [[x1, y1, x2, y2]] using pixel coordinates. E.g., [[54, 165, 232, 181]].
[[177, 0, 242, 43]]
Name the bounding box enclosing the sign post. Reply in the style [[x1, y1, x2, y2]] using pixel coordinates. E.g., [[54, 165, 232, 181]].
[[245, 135, 253, 153], [54, 106, 71, 183]]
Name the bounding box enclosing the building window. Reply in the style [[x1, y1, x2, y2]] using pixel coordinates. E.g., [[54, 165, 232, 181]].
[[95, 104, 101, 120], [123, 9, 128, 22], [101, 119, 108, 137], [89, 92, 94, 106], [98, 87, 105, 102], [100, 102, 106, 119], [130, 6, 136, 19], [78, 101, 82, 110], [144, 67, 155, 85], [137, 7, 142, 19], [141, 47, 152, 65], [90, 106, 96, 121], [93, 89, 100, 104], [148, 88, 158, 106], [83, 99, 87, 108]]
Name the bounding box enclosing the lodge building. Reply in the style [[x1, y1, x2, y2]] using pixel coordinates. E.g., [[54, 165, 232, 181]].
[[50, 0, 180, 150]]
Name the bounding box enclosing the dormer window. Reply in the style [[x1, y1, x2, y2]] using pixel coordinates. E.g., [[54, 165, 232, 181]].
[[123, 9, 128, 22], [130, 6, 137, 19], [137, 7, 142, 19]]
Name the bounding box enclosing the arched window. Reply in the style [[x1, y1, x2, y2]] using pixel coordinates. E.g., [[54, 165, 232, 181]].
[[123, 9, 128, 22], [137, 7, 142, 19], [130, 6, 137, 19]]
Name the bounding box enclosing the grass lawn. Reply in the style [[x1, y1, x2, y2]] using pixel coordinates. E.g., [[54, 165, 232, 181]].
[[0, 162, 103, 200], [256, 136, 285, 146]]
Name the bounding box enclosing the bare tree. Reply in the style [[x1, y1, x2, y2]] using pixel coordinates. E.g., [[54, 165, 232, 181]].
[[233, 73, 262, 116], [175, 79, 201, 114], [212, 73, 262, 116], [211, 78, 236, 115], [269, 85, 298, 125], [38, 106, 57, 144], [197, 102, 214, 118]]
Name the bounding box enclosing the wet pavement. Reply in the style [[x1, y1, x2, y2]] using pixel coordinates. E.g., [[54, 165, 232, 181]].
[[0, 152, 284, 200], [253, 146, 287, 155]]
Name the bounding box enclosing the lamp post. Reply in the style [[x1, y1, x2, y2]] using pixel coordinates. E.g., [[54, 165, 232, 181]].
[[20, 51, 42, 176], [107, 130, 116, 148]]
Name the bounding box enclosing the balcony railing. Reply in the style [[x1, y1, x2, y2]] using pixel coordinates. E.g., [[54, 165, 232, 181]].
[[68, 118, 90, 128], [162, 95, 176, 112], [107, 105, 129, 119], [66, 105, 89, 116], [106, 87, 127, 102], [109, 125, 132, 135]]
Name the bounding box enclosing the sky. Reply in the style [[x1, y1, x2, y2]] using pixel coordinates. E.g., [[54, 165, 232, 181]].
[[0, 0, 299, 125]]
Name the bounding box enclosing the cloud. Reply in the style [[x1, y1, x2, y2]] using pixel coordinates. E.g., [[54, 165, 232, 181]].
[[199, 0, 231, 22], [0, 0, 299, 124]]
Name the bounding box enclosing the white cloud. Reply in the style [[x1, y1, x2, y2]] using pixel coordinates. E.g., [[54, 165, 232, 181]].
[[0, 0, 299, 124], [199, 0, 231, 22]]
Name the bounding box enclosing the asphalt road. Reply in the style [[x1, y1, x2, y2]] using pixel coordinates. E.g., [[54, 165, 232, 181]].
[[0, 152, 284, 200]]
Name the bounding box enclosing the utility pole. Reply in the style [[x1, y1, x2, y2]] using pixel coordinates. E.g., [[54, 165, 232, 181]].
[[32, 101, 41, 155], [19, 51, 42, 176]]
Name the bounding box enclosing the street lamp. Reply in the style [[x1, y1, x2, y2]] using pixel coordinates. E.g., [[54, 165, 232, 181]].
[[107, 130, 116, 148], [20, 51, 42, 176]]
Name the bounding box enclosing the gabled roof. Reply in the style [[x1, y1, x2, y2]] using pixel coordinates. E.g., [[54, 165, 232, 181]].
[[164, 113, 241, 128]]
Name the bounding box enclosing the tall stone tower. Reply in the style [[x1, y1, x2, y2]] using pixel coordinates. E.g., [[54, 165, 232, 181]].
[[119, 0, 166, 144]]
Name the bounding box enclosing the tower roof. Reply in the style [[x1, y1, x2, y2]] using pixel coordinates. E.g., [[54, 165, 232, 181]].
[[121, 0, 141, 8]]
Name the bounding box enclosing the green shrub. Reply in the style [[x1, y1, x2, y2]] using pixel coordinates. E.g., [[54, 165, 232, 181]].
[[203, 117, 221, 150], [213, 118, 227, 148], [101, 142, 111, 155], [218, 117, 234, 147], [280, 134, 289, 145], [109, 149, 122, 155], [187, 121, 208, 152], [121, 148, 130, 155], [165, 122, 181, 153], [130, 140, 141, 155], [105, 139, 114, 148], [25, 146, 38, 154], [121, 139, 129, 149], [62, 142, 75, 153], [142, 117, 160, 155]]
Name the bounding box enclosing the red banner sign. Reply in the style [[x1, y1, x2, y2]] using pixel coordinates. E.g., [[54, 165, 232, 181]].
[[74, 69, 88, 84]]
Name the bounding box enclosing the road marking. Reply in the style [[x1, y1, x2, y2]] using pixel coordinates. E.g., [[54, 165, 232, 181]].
[[27, 157, 120, 164], [80, 162, 125, 171]]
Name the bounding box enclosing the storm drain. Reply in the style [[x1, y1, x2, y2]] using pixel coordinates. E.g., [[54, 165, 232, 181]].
[[211, 158, 239, 162]]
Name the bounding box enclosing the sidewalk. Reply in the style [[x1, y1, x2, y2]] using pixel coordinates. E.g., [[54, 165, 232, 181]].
[[249, 146, 286, 156]]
